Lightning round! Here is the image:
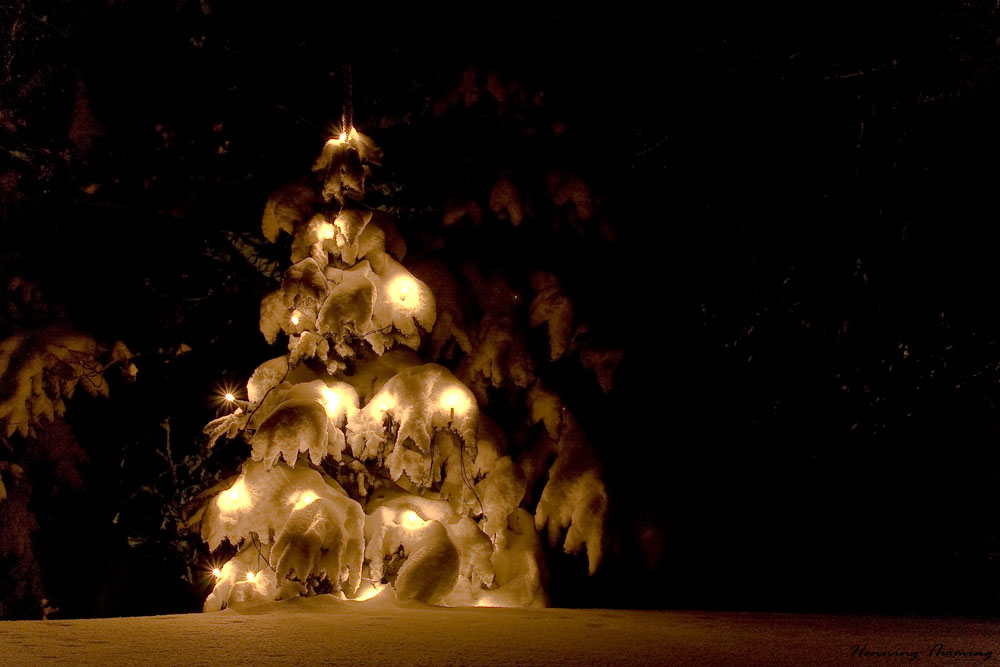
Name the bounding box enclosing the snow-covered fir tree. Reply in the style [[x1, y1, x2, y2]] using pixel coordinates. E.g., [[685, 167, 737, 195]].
[[196, 121, 609, 609]]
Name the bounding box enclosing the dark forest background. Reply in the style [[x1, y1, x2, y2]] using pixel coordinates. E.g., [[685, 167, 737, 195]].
[[3, 1, 1000, 619]]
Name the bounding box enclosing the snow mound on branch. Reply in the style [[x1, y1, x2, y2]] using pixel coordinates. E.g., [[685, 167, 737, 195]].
[[316, 261, 377, 349], [525, 383, 608, 574], [202, 461, 365, 607], [203, 408, 249, 450], [203, 546, 278, 612], [473, 455, 526, 544], [0, 327, 130, 438], [347, 364, 478, 488], [475, 508, 547, 608], [456, 268, 533, 402], [547, 171, 593, 222], [408, 260, 473, 359], [489, 178, 524, 226], [331, 209, 374, 265], [315, 259, 435, 359], [339, 349, 421, 405], [580, 345, 625, 394], [289, 210, 376, 268], [460, 320, 534, 402], [529, 271, 574, 361], [250, 379, 359, 468], [363, 490, 494, 604], [312, 129, 381, 205], [261, 183, 315, 243], [282, 257, 328, 307]]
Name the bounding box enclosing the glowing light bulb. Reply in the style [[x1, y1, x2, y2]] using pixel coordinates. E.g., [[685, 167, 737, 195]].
[[400, 510, 426, 530], [374, 394, 394, 413], [224, 392, 235, 402], [290, 311, 301, 326], [439, 388, 471, 416], [339, 131, 347, 142], [352, 582, 385, 602], [245, 571, 258, 584], [318, 222, 335, 240], [320, 386, 340, 419], [217, 477, 251, 512], [212, 568, 222, 579], [387, 276, 418, 308], [290, 490, 319, 511]]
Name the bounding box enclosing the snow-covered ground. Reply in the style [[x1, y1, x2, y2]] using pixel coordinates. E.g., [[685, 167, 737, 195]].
[[1, 593, 998, 666]]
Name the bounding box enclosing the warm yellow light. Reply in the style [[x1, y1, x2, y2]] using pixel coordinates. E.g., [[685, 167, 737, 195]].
[[374, 395, 394, 413], [245, 571, 258, 584], [400, 510, 426, 530], [217, 477, 251, 512], [290, 490, 319, 511], [387, 276, 419, 308], [224, 392, 235, 402], [320, 386, 340, 418], [212, 568, 222, 579], [339, 131, 347, 142], [290, 311, 301, 326], [318, 222, 335, 240], [352, 582, 385, 602], [439, 388, 471, 415]]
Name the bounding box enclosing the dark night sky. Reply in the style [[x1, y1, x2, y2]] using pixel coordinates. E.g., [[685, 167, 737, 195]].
[[4, 2, 1000, 618]]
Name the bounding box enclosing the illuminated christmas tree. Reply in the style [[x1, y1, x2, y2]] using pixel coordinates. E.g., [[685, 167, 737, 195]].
[[197, 99, 609, 609]]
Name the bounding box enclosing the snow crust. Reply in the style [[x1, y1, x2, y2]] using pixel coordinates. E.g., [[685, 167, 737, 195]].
[[3, 604, 984, 667]]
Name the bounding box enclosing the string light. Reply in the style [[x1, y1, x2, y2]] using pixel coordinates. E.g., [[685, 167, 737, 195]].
[[212, 568, 222, 579], [400, 510, 426, 530], [245, 571, 259, 584], [217, 477, 251, 512], [318, 222, 335, 240], [439, 388, 471, 416], [387, 276, 418, 308], [339, 131, 347, 142], [352, 582, 385, 602], [290, 490, 319, 511], [290, 310, 301, 326], [374, 394, 394, 413], [214, 382, 243, 413], [320, 386, 340, 419]]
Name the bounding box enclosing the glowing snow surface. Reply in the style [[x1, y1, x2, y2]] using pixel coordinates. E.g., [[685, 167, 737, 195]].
[[0, 597, 996, 667]]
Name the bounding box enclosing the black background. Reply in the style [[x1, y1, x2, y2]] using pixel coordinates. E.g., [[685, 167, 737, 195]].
[[3, 2, 1000, 618]]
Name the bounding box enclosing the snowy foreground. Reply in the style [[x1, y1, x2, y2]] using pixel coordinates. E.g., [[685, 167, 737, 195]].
[[1, 594, 999, 666]]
